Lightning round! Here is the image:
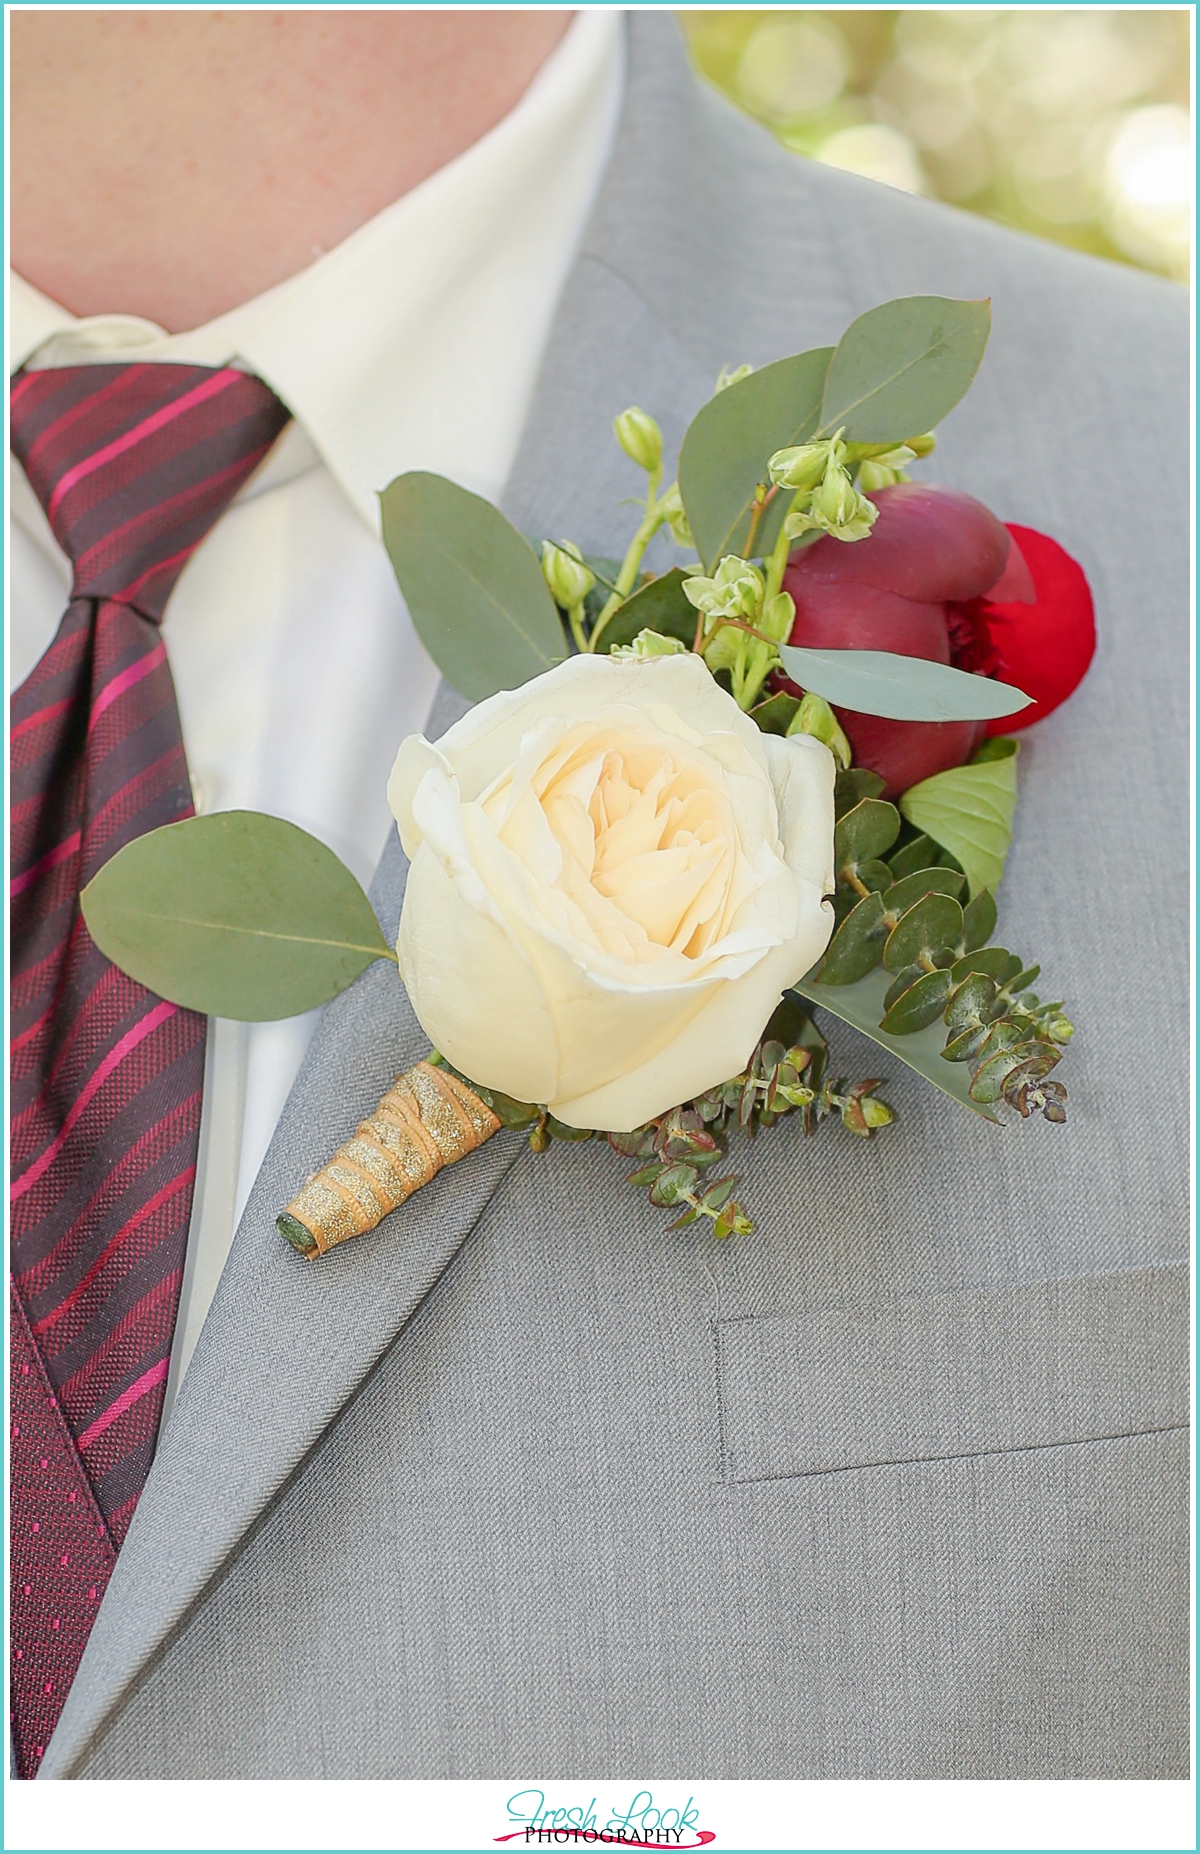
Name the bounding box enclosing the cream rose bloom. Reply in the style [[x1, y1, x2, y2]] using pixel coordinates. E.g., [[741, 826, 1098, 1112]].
[[386, 654, 835, 1132]]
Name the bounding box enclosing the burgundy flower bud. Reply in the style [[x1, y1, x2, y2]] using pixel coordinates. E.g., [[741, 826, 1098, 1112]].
[[779, 484, 1033, 797]]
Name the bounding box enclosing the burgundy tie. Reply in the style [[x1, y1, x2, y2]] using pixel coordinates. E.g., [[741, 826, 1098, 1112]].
[[9, 362, 291, 1777]]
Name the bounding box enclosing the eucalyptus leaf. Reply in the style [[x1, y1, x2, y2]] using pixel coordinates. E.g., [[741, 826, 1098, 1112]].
[[879, 966, 955, 1034], [797, 965, 999, 1122], [380, 471, 566, 701], [749, 691, 802, 736], [845, 858, 893, 897], [883, 963, 924, 1011], [818, 296, 992, 443], [951, 947, 1024, 986], [882, 866, 965, 914], [883, 892, 965, 973], [678, 348, 833, 571], [80, 813, 394, 1021], [779, 645, 1032, 722], [960, 888, 998, 951], [885, 832, 939, 881], [819, 889, 889, 985], [596, 567, 697, 651], [834, 767, 887, 816], [899, 744, 1020, 897], [835, 796, 902, 872]]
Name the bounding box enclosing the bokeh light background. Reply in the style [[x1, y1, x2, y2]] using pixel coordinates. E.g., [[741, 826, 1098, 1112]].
[[679, 9, 1191, 283]]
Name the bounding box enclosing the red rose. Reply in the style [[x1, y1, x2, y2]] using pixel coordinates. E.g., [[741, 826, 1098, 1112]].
[[779, 483, 1095, 797]]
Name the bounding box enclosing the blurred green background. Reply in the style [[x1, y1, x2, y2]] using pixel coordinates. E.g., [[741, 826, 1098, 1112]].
[[679, 9, 1191, 282]]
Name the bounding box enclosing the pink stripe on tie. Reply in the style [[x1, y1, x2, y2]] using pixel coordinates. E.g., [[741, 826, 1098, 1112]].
[[11, 696, 75, 744], [25, 367, 154, 469], [46, 370, 239, 523], [10, 831, 82, 900], [76, 1358, 169, 1451], [28, 1168, 196, 1339], [87, 640, 167, 731], [10, 1001, 177, 1202]]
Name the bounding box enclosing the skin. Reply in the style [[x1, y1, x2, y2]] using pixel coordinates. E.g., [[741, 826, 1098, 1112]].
[[11, 8, 573, 331]]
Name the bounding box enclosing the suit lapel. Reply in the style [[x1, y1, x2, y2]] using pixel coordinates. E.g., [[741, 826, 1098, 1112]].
[[40, 14, 722, 1778], [38, 829, 529, 1776]]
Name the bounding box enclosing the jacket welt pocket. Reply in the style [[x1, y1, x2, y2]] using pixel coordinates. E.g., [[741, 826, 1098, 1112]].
[[717, 1262, 1188, 1484]]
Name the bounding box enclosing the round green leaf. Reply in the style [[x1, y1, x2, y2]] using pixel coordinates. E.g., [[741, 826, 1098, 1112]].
[[819, 889, 890, 984], [960, 888, 999, 951], [951, 946, 1024, 987], [834, 767, 888, 816], [883, 892, 965, 973], [944, 970, 1000, 1031], [883, 962, 925, 1011], [835, 796, 902, 871], [882, 866, 965, 915], [80, 813, 394, 1021], [379, 471, 566, 701], [880, 966, 955, 1034]]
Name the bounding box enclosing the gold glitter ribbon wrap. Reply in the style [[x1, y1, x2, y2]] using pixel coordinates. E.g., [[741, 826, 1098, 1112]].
[[276, 1061, 501, 1257]]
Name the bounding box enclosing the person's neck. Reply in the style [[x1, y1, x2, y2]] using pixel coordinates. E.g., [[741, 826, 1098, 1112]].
[[11, 9, 573, 333]]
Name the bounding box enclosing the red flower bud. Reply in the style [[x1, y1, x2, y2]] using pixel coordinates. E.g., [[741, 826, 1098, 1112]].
[[778, 484, 1093, 796], [974, 524, 1095, 737]]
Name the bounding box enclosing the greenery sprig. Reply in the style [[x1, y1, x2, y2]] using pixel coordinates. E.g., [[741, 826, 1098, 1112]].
[[431, 992, 895, 1239]]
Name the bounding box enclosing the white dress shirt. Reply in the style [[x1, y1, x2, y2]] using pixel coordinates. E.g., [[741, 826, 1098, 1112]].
[[8, 10, 624, 1417]]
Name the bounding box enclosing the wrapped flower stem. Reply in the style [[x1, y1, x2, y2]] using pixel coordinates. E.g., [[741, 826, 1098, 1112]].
[[277, 1061, 500, 1257]]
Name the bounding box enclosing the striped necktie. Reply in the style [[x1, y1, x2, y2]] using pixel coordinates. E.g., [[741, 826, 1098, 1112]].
[[9, 362, 291, 1777]]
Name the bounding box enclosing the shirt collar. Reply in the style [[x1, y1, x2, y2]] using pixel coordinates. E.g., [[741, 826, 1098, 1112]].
[[9, 11, 623, 532]]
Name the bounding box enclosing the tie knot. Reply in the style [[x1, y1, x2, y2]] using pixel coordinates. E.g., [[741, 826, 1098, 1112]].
[[10, 361, 290, 620]]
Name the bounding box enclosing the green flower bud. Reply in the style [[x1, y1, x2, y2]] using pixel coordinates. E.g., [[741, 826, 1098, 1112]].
[[768, 441, 830, 493], [858, 459, 900, 493], [816, 462, 858, 526], [875, 444, 917, 469], [906, 431, 937, 457], [614, 406, 663, 474], [701, 623, 744, 677], [682, 555, 765, 626], [540, 540, 595, 609], [658, 482, 694, 549], [761, 589, 795, 645], [611, 629, 689, 661], [788, 690, 852, 769], [716, 362, 754, 393], [787, 465, 880, 545]]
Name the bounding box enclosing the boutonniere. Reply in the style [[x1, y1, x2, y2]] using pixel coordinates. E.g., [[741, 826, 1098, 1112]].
[[82, 296, 1094, 1256]]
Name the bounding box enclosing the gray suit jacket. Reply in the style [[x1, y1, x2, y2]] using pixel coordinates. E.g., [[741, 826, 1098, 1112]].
[[42, 14, 1188, 1779]]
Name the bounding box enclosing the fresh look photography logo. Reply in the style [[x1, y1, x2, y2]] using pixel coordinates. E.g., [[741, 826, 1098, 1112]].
[[496, 1789, 715, 1848]]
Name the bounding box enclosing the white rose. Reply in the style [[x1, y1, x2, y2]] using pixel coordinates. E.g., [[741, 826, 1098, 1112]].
[[387, 654, 835, 1132]]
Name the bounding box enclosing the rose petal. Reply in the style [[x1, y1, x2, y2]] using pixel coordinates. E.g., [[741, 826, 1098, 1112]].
[[981, 524, 1096, 735]]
